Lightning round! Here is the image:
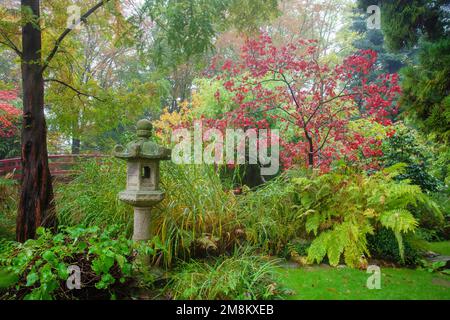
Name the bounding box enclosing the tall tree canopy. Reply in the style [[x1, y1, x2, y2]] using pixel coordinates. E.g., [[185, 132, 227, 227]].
[[400, 39, 450, 143], [357, 0, 450, 143], [357, 0, 449, 51]]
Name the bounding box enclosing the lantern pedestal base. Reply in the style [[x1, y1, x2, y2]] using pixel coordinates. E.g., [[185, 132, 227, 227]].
[[133, 207, 152, 241]]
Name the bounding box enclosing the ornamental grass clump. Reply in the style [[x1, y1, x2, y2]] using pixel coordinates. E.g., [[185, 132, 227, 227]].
[[56, 158, 243, 267], [154, 163, 243, 267], [56, 158, 132, 234], [165, 248, 280, 300], [237, 172, 305, 255]]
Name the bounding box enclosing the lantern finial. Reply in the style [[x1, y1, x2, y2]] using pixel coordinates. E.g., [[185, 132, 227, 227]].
[[137, 119, 152, 138]]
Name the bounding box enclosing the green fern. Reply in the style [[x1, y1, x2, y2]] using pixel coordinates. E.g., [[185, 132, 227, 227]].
[[380, 209, 418, 234], [380, 209, 418, 262], [307, 232, 330, 265], [305, 213, 321, 236], [293, 165, 436, 268]]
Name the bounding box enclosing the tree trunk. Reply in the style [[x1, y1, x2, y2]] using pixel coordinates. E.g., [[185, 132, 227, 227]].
[[241, 163, 266, 188], [306, 133, 314, 168], [71, 137, 81, 154], [16, 0, 56, 242], [71, 112, 81, 154]]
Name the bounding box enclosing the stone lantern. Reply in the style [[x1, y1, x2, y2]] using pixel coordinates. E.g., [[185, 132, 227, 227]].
[[113, 119, 171, 241]]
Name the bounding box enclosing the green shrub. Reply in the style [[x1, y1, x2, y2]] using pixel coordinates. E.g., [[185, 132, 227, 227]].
[[415, 227, 442, 242], [165, 248, 280, 300], [0, 225, 154, 300], [381, 123, 443, 192], [367, 228, 420, 265], [428, 190, 450, 240]]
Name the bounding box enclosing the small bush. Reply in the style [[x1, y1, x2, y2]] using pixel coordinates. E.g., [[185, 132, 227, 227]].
[[428, 190, 450, 240], [165, 249, 280, 300], [381, 123, 443, 192], [367, 228, 420, 265], [0, 225, 154, 300]]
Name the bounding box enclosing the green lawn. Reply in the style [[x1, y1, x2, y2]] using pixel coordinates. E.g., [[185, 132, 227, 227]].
[[279, 266, 450, 300], [426, 241, 450, 256]]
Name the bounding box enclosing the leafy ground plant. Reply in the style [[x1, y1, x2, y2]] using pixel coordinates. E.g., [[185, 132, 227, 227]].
[[165, 248, 280, 300], [0, 225, 155, 300]]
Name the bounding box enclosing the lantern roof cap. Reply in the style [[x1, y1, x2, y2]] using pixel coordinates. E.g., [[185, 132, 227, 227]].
[[113, 119, 171, 160]]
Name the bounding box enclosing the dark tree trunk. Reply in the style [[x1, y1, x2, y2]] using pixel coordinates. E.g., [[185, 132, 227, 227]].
[[71, 138, 81, 154], [16, 0, 56, 242], [71, 112, 81, 154], [241, 164, 266, 188], [306, 133, 314, 168]]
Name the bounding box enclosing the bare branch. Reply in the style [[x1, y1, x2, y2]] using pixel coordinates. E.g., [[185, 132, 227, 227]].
[[314, 127, 333, 154], [0, 29, 22, 57], [44, 78, 105, 102], [278, 72, 307, 124], [41, 0, 112, 74], [304, 84, 354, 126]]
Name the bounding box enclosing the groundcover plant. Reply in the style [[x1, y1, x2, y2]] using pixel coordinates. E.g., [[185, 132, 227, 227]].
[[0, 0, 449, 309]]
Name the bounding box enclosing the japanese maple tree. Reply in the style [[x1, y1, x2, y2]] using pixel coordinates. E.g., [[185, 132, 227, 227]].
[[0, 89, 20, 138], [209, 34, 401, 170]]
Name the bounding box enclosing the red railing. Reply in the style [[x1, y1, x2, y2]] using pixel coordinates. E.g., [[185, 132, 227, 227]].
[[0, 154, 105, 180]]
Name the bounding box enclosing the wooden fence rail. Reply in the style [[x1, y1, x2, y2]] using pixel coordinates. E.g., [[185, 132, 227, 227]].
[[0, 154, 105, 180]]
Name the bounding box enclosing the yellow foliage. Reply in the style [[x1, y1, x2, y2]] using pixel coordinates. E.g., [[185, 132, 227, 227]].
[[153, 98, 199, 143]]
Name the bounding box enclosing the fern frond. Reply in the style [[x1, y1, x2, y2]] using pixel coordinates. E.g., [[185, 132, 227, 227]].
[[305, 213, 321, 236], [307, 232, 330, 265], [380, 209, 418, 262], [394, 231, 405, 263], [380, 209, 418, 234], [385, 183, 422, 208], [381, 163, 407, 179]]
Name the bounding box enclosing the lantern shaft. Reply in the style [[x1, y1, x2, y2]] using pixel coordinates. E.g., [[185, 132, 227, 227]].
[[133, 207, 152, 241]]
